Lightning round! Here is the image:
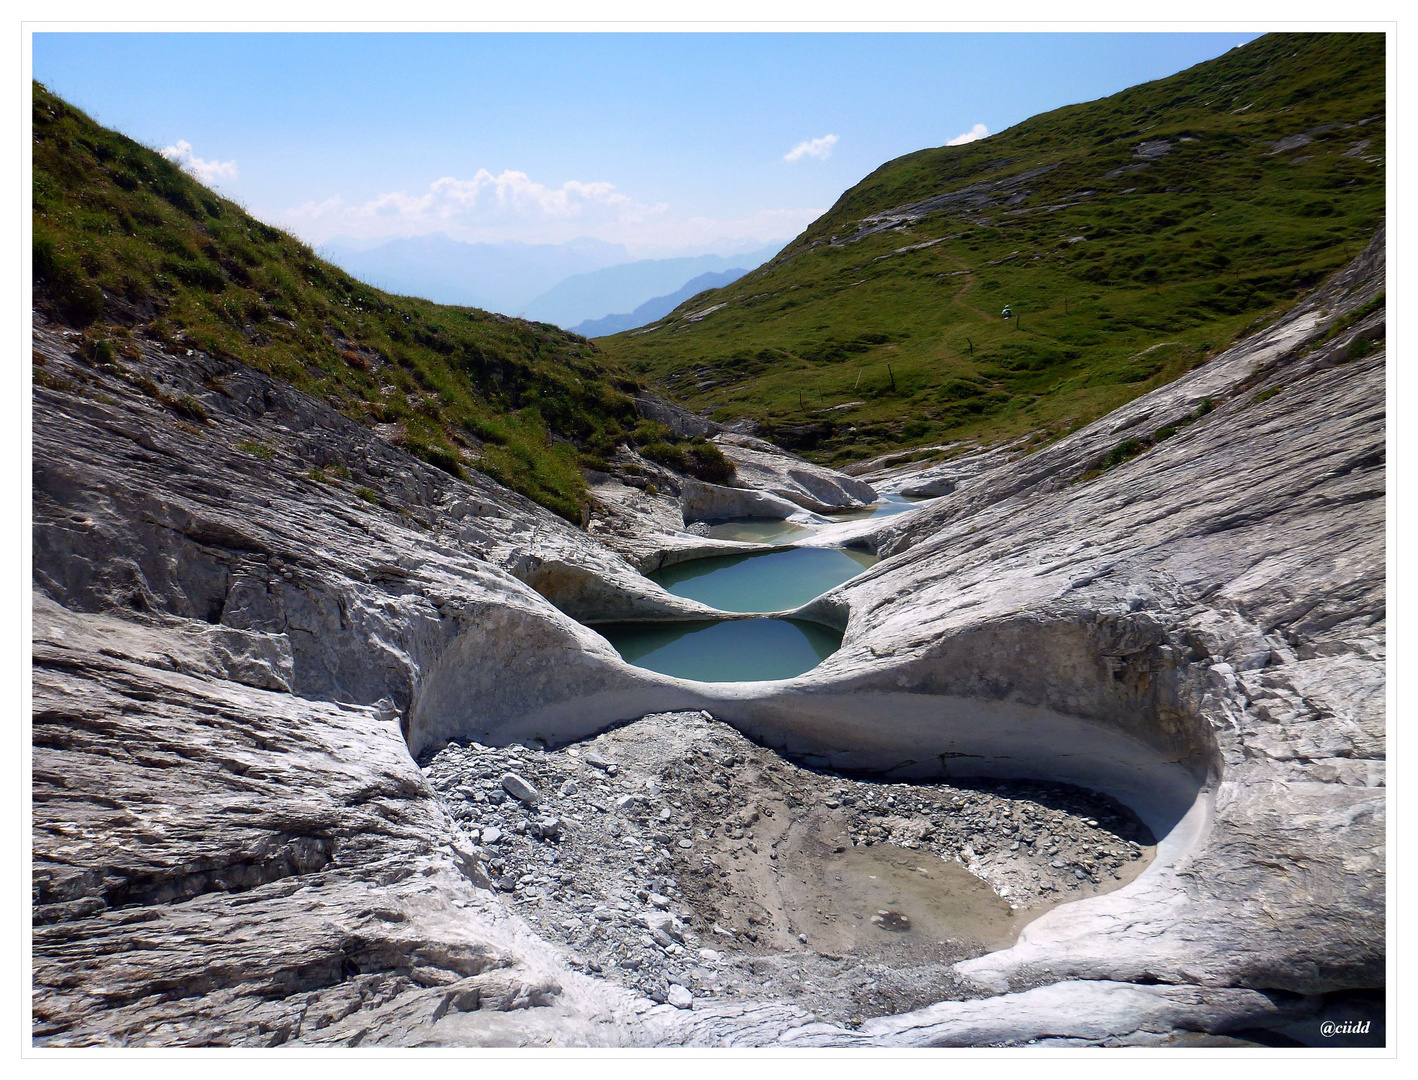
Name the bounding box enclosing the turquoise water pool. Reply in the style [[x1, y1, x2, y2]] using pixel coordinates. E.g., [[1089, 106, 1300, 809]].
[[820, 492, 924, 522], [703, 518, 808, 545], [597, 618, 842, 682], [651, 546, 877, 613]]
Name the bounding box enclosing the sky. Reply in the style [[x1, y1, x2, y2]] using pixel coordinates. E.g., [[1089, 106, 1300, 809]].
[[32, 32, 1262, 259]]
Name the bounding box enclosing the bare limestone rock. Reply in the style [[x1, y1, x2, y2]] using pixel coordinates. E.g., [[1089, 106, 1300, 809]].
[[30, 228, 1385, 1045], [713, 436, 878, 512], [679, 479, 803, 524]]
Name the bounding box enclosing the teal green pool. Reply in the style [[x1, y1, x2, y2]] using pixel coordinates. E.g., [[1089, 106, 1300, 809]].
[[821, 492, 925, 522], [597, 618, 842, 682], [703, 518, 808, 545], [651, 546, 877, 613]]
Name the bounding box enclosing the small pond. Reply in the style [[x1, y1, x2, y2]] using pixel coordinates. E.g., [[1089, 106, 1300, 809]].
[[596, 618, 842, 682], [821, 492, 925, 523], [651, 546, 877, 613], [700, 494, 925, 543], [703, 518, 808, 545]]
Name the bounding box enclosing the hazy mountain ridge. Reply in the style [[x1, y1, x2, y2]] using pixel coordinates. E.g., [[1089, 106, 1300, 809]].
[[318, 234, 630, 316], [571, 268, 752, 337], [319, 235, 782, 332], [521, 245, 782, 329]]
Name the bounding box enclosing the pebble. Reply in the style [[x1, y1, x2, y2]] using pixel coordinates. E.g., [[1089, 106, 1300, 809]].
[[501, 773, 541, 806], [584, 749, 612, 770], [641, 910, 677, 935], [667, 984, 694, 1009], [481, 826, 503, 845]]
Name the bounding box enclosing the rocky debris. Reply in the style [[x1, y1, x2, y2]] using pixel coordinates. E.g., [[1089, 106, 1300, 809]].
[[833, 162, 1062, 246], [28, 228, 1386, 1046], [1270, 132, 1314, 154], [419, 711, 1152, 1026]]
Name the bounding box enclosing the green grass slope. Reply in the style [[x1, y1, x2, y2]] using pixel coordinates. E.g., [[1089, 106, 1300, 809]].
[[31, 82, 666, 522], [599, 33, 1384, 465]]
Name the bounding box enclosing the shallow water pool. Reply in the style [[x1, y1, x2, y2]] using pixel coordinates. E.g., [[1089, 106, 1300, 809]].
[[702, 518, 808, 545], [596, 618, 842, 682], [650, 546, 877, 613], [821, 492, 925, 523]]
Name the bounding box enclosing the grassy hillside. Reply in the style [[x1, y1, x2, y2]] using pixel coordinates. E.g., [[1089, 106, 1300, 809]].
[[599, 33, 1385, 465], [32, 82, 727, 522]]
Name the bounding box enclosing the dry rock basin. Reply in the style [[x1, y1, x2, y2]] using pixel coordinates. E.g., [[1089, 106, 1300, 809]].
[[31, 231, 1385, 1046]]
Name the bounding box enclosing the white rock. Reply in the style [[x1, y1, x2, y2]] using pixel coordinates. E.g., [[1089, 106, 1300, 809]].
[[501, 772, 541, 806]]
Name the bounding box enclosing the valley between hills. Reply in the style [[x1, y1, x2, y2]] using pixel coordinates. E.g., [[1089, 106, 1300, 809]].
[[30, 32, 1386, 1048]]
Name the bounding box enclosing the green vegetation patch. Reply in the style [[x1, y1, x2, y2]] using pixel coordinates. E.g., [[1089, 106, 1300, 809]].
[[597, 33, 1384, 466], [30, 82, 719, 523]]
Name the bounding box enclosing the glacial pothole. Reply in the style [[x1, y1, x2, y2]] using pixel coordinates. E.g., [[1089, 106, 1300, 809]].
[[646, 545, 877, 614], [593, 618, 843, 682], [420, 709, 1156, 1024]]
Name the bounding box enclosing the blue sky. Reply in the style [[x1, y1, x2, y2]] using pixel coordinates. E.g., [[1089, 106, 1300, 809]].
[[32, 32, 1261, 257]]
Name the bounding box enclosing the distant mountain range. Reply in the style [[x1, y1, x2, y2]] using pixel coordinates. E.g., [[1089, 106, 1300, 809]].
[[571, 268, 752, 337], [319, 235, 783, 332], [522, 245, 782, 329], [317, 235, 630, 317]]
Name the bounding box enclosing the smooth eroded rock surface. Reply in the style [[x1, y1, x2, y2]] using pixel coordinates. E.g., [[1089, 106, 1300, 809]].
[[30, 229, 1385, 1045]]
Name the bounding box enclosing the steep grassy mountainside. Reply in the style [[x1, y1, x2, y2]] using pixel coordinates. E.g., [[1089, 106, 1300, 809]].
[[599, 33, 1384, 465], [32, 83, 733, 522]]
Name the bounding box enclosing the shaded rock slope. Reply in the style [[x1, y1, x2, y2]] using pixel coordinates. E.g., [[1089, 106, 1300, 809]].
[[31, 229, 1384, 1046]]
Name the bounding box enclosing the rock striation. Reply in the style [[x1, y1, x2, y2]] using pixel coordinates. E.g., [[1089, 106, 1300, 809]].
[[31, 229, 1385, 1045]]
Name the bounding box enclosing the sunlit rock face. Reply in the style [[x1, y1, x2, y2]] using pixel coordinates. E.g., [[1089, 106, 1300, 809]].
[[30, 230, 1384, 1046]]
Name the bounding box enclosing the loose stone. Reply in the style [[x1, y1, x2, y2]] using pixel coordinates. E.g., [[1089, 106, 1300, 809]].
[[502, 773, 541, 806]]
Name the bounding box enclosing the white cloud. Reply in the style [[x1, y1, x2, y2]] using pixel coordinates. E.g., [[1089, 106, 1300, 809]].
[[159, 140, 238, 185], [946, 123, 990, 147], [283, 169, 662, 241], [784, 134, 839, 163], [276, 167, 821, 256]]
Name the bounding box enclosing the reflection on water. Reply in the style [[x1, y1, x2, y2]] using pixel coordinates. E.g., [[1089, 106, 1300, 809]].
[[597, 618, 842, 682], [651, 546, 877, 613], [703, 518, 808, 545], [820, 492, 925, 523]]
